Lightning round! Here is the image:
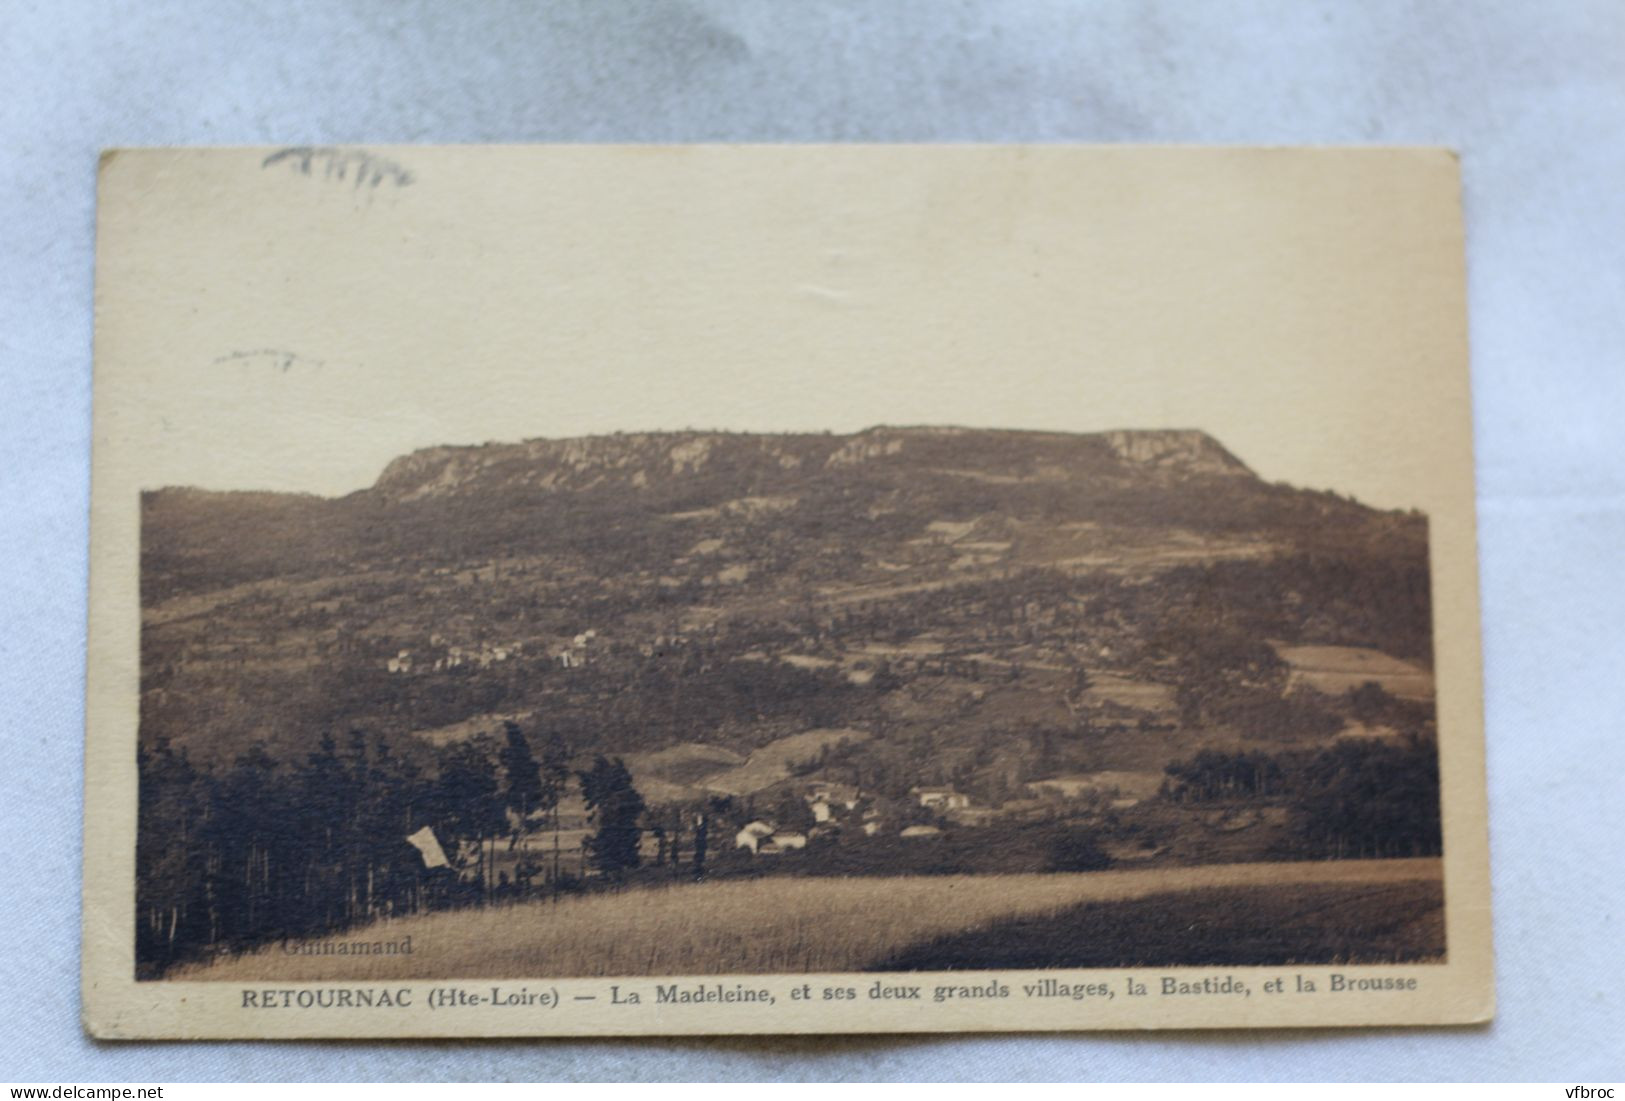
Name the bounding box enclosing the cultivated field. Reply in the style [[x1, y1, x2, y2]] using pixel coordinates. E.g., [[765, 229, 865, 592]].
[[1273, 643, 1436, 701], [699, 728, 872, 795], [171, 857, 1442, 981]]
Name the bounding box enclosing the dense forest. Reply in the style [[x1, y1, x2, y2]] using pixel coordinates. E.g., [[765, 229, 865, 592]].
[[1160, 736, 1442, 859], [137, 724, 648, 975]]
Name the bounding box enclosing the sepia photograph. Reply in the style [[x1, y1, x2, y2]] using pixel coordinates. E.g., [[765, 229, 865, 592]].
[[137, 423, 1444, 982], [83, 144, 1490, 1036]]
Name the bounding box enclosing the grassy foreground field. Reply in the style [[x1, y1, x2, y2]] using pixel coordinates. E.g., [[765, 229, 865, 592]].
[[171, 858, 1442, 981]]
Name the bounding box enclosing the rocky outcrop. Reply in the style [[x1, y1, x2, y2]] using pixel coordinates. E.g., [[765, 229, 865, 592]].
[[369, 426, 1255, 503], [1101, 429, 1253, 477]]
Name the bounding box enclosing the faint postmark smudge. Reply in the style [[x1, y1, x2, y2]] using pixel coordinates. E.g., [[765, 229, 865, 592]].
[[262, 147, 414, 190], [213, 349, 326, 373]]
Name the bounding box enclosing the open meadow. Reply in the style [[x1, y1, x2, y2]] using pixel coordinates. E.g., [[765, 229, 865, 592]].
[[174, 857, 1442, 981]]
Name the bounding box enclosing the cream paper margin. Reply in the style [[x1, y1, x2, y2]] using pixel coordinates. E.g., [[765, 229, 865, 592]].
[[83, 145, 1493, 1038]]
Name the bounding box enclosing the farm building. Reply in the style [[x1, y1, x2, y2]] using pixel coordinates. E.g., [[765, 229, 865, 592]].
[[900, 825, 943, 839], [1026, 770, 1164, 805], [945, 805, 996, 827], [760, 832, 807, 854], [735, 822, 809, 856], [804, 780, 860, 809]]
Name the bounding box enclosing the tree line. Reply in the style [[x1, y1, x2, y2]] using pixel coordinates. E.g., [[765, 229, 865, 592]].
[[135, 722, 646, 975]]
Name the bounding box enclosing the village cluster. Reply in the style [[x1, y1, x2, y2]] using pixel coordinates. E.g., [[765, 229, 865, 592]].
[[385, 634, 524, 675], [731, 775, 1148, 856], [385, 629, 621, 674]]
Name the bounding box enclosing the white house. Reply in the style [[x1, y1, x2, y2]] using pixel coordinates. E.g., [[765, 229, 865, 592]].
[[404, 826, 449, 869], [912, 786, 971, 811], [900, 824, 944, 839], [734, 821, 776, 854]]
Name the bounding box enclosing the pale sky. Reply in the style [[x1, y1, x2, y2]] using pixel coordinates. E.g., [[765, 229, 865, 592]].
[[96, 145, 1472, 512]]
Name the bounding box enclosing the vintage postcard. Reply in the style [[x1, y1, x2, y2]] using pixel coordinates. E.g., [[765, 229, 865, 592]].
[[83, 145, 1493, 1038]]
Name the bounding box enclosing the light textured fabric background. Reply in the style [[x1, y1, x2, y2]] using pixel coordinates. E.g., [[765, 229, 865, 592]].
[[3, 0, 1622, 1082]]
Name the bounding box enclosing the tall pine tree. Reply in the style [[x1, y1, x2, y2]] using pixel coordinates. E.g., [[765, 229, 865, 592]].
[[578, 756, 645, 879]]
